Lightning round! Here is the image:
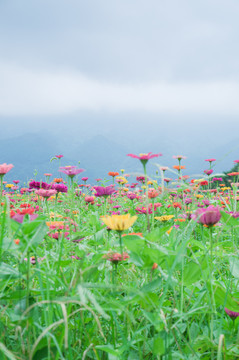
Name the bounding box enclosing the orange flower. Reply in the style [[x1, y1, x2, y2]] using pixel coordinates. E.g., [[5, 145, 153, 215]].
[[172, 202, 182, 209], [14, 239, 20, 245], [173, 165, 186, 170], [174, 218, 186, 222], [152, 263, 158, 270], [108, 172, 119, 177], [46, 221, 65, 230], [227, 172, 239, 176], [54, 178, 63, 183]]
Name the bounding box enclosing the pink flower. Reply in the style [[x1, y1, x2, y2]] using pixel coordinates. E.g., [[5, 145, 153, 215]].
[[59, 166, 85, 178], [35, 189, 57, 198], [55, 155, 63, 159], [103, 252, 130, 264], [172, 155, 186, 160], [0, 163, 14, 175], [160, 167, 169, 171], [234, 160, 239, 164], [193, 205, 221, 226], [127, 152, 162, 166], [205, 158, 216, 162], [204, 169, 213, 175]]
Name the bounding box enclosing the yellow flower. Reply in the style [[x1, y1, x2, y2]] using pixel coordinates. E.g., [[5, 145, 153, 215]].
[[155, 215, 174, 222], [120, 169, 125, 173], [5, 184, 14, 188], [101, 214, 137, 231], [116, 176, 128, 184], [195, 194, 203, 199], [50, 212, 63, 219]]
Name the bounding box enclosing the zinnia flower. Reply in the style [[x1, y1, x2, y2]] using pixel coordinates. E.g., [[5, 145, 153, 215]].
[[204, 169, 213, 175], [127, 152, 162, 166], [0, 163, 14, 176], [193, 205, 221, 226], [155, 215, 174, 222], [225, 308, 239, 320], [101, 214, 137, 231], [205, 159, 216, 162], [93, 185, 115, 197], [103, 252, 129, 264], [108, 172, 119, 177], [35, 189, 57, 198], [173, 155, 186, 160], [59, 166, 85, 178]]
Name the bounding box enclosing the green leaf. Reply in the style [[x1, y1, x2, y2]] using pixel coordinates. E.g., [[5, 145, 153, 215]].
[[153, 335, 165, 356], [220, 212, 239, 227], [95, 344, 122, 356], [213, 282, 239, 312], [183, 258, 208, 286], [229, 257, 239, 278], [0, 263, 21, 279]]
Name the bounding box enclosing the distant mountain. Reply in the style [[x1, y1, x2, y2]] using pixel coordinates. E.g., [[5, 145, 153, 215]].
[[0, 130, 239, 185]]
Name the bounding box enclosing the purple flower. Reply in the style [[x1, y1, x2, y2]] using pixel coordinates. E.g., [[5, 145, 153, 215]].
[[225, 307, 239, 320], [53, 184, 68, 193], [193, 205, 221, 226], [93, 185, 115, 197], [226, 211, 239, 218], [59, 166, 85, 178]]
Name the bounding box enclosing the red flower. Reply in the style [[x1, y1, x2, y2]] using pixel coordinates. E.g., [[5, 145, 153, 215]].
[[173, 202, 182, 209]]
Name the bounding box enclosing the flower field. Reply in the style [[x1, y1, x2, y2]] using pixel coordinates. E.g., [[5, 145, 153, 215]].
[[1, 154, 239, 360]]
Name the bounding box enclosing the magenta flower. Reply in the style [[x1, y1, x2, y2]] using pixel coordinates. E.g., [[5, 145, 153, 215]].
[[193, 205, 221, 226], [59, 166, 85, 178], [82, 177, 89, 182], [35, 189, 57, 198], [127, 192, 137, 200], [12, 213, 38, 224], [212, 177, 223, 182], [0, 163, 14, 176], [204, 169, 213, 175], [53, 184, 68, 193], [55, 155, 64, 159], [205, 158, 216, 163], [234, 160, 239, 163], [225, 308, 239, 320], [93, 185, 115, 197], [127, 152, 162, 166]]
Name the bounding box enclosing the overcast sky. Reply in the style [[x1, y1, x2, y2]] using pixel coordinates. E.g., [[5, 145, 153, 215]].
[[0, 0, 239, 146]]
